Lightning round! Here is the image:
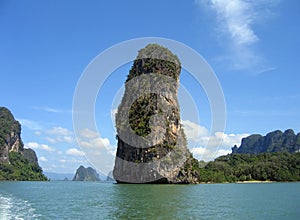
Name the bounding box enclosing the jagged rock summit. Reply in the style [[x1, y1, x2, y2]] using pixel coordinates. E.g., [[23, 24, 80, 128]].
[[73, 165, 100, 181], [232, 129, 300, 154], [113, 44, 200, 183], [0, 107, 47, 180]]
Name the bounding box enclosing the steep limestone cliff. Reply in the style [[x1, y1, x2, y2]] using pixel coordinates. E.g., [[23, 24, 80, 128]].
[[0, 107, 24, 163], [72, 165, 100, 181], [0, 107, 47, 180], [232, 129, 300, 154], [113, 44, 200, 183]]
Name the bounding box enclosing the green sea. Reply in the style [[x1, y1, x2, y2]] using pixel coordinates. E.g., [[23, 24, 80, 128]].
[[0, 181, 299, 219]]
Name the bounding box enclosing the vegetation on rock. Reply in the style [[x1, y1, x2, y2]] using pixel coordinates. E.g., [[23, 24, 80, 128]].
[[197, 152, 300, 183], [0, 107, 47, 181], [113, 44, 199, 183], [0, 151, 47, 181], [193, 129, 300, 183]]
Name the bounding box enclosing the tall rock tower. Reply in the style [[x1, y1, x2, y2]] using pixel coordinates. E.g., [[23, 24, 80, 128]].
[[113, 44, 200, 183]]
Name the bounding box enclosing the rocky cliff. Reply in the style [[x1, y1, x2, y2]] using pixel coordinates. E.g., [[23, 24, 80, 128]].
[[72, 165, 100, 181], [0, 107, 23, 163], [0, 107, 47, 180], [113, 44, 200, 183], [232, 129, 300, 154]]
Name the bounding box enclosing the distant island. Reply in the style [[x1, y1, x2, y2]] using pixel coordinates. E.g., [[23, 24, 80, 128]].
[[197, 129, 300, 183], [0, 107, 47, 181], [73, 165, 100, 181], [232, 129, 300, 154]]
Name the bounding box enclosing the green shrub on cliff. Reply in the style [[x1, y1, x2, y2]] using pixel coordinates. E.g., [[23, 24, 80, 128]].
[[0, 107, 47, 181], [0, 152, 48, 181]]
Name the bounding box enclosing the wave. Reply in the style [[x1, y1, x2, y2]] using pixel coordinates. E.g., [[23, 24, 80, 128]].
[[0, 193, 40, 220]]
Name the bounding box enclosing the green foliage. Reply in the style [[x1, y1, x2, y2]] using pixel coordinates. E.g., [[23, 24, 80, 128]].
[[0, 107, 47, 181], [129, 93, 157, 137], [126, 44, 181, 82], [0, 152, 48, 181], [137, 44, 181, 65], [198, 152, 300, 183]]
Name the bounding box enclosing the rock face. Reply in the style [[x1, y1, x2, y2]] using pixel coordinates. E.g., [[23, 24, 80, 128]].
[[73, 165, 100, 181], [232, 129, 300, 154], [0, 107, 24, 163], [0, 107, 47, 180], [113, 44, 200, 183]]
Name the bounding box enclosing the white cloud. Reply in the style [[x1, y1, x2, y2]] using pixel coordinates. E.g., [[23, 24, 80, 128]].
[[197, 0, 277, 46], [66, 148, 85, 156], [47, 127, 72, 136], [45, 137, 57, 144], [182, 120, 248, 161], [78, 129, 113, 150], [39, 156, 48, 162], [182, 120, 209, 142], [41, 107, 62, 113], [196, 131, 249, 149], [190, 147, 206, 155], [196, 0, 280, 70], [191, 147, 232, 161], [80, 137, 111, 149], [79, 128, 99, 139], [63, 136, 73, 143], [44, 127, 74, 144], [33, 106, 71, 114], [77, 128, 117, 159], [210, 0, 258, 45], [25, 142, 55, 152]]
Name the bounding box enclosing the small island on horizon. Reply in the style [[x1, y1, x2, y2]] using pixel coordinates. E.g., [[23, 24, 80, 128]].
[[72, 165, 100, 181]]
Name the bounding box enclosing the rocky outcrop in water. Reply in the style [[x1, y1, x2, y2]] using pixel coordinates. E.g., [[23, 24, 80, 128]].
[[0, 107, 47, 180], [232, 129, 300, 154], [113, 44, 200, 183], [73, 165, 100, 181]]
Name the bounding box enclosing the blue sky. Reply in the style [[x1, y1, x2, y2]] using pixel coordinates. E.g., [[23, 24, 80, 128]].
[[1, 0, 300, 174]]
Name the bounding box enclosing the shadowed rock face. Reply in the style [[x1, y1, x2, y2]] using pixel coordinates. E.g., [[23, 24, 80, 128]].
[[113, 44, 200, 183], [232, 129, 300, 154], [73, 165, 100, 181]]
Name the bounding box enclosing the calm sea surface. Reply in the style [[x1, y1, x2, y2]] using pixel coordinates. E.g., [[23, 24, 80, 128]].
[[0, 181, 299, 219]]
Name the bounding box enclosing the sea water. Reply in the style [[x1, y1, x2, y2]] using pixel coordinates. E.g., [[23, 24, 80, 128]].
[[0, 181, 299, 219]]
